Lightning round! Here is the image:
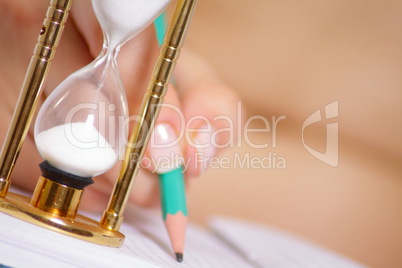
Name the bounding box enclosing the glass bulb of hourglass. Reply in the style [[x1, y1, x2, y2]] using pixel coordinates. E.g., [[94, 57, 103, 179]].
[[34, 49, 128, 178], [92, 0, 172, 49], [34, 0, 172, 178]]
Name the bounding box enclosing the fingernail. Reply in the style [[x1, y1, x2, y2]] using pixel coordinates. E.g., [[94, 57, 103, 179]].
[[148, 123, 182, 174], [192, 124, 216, 174]]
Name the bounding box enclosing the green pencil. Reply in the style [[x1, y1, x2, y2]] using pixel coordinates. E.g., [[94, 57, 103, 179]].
[[154, 13, 188, 263]]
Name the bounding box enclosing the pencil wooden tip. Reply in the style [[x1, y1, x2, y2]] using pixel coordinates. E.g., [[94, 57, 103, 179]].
[[164, 212, 187, 259], [175, 252, 183, 262]]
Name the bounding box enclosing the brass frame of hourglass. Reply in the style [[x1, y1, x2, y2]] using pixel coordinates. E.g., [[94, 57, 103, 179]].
[[0, 0, 197, 247]]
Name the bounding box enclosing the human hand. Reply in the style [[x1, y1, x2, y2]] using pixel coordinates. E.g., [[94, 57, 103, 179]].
[[0, 0, 242, 211]]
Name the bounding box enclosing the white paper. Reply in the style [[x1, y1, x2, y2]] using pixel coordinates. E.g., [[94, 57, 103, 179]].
[[0, 204, 253, 268], [208, 216, 366, 268]]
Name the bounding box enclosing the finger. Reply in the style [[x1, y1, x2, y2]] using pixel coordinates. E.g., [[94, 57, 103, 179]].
[[109, 85, 185, 209], [43, 18, 94, 96], [0, 0, 93, 99], [80, 184, 109, 212], [92, 163, 161, 210], [12, 134, 42, 192], [117, 27, 159, 108], [144, 84, 184, 174], [174, 49, 244, 177], [70, 0, 103, 57], [81, 162, 160, 210]]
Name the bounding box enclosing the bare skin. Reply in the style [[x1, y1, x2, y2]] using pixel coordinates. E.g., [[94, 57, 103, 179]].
[[0, 0, 242, 209]]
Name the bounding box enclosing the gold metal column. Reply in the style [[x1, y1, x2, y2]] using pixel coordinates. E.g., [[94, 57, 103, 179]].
[[100, 0, 198, 231], [0, 0, 73, 197], [30, 177, 83, 219]]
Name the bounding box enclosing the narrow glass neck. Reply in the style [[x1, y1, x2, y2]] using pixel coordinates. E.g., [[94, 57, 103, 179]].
[[99, 43, 120, 61]]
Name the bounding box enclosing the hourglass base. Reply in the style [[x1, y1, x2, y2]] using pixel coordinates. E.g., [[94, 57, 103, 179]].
[[0, 192, 124, 247]]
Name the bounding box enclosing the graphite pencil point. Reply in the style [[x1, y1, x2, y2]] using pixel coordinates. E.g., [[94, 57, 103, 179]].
[[175, 252, 183, 262]]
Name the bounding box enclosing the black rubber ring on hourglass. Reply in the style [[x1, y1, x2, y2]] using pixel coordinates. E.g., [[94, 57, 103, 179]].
[[39, 161, 94, 190]]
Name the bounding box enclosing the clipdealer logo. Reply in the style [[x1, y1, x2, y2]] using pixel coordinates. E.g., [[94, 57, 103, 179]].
[[302, 101, 339, 167], [61, 100, 339, 171]]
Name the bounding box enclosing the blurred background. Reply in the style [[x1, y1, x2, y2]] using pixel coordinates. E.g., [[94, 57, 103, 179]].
[[1, 0, 400, 267], [184, 1, 402, 267]]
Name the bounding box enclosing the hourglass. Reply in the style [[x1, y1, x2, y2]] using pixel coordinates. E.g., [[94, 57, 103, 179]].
[[32, 0, 171, 219], [0, 0, 197, 247]]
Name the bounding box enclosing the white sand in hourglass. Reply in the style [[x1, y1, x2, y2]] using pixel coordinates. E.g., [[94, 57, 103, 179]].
[[36, 123, 116, 177], [93, 0, 172, 49]]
